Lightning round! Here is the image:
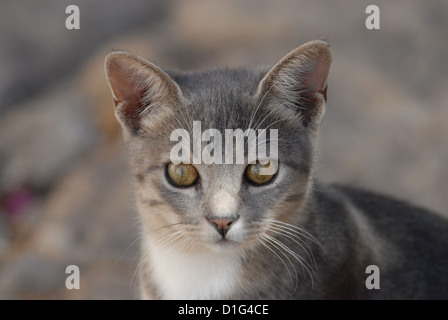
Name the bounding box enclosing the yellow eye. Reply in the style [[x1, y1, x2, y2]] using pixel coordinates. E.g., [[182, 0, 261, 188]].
[[167, 163, 199, 187], [245, 160, 277, 185]]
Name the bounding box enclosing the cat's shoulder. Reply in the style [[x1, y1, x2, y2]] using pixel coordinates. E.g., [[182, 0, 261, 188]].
[[331, 183, 445, 219], [324, 182, 448, 243]]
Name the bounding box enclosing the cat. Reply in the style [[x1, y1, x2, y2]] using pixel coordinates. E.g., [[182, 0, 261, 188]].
[[104, 40, 448, 299]]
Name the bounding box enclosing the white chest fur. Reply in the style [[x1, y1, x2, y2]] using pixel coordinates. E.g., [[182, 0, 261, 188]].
[[145, 238, 242, 299]]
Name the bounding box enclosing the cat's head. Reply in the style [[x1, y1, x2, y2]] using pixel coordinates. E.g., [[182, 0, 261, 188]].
[[105, 40, 331, 253]]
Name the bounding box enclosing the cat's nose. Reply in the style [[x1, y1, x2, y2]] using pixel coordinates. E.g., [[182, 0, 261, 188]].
[[208, 216, 239, 238]]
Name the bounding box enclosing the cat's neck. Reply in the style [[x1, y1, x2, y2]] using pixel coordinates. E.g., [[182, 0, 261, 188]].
[[143, 236, 244, 300]]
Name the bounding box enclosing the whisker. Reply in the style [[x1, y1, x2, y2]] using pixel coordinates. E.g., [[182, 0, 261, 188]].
[[150, 222, 185, 233], [156, 230, 184, 250], [264, 218, 324, 252], [261, 234, 299, 292], [169, 234, 192, 255], [263, 224, 317, 270], [115, 234, 143, 266], [256, 237, 295, 290], [132, 246, 151, 288], [262, 233, 314, 288]]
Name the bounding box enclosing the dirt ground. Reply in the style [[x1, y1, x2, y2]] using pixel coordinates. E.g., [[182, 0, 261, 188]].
[[0, 0, 447, 299]]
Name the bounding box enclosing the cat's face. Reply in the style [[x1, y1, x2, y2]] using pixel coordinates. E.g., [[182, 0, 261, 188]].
[[105, 41, 331, 253]]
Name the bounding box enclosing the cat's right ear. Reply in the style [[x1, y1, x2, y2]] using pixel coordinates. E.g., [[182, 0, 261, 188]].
[[104, 51, 182, 135]]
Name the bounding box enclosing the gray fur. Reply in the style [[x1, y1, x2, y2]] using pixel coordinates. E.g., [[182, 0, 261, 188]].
[[105, 40, 448, 299]]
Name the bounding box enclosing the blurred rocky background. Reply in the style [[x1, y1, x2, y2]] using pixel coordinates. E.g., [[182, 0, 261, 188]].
[[0, 0, 447, 299]]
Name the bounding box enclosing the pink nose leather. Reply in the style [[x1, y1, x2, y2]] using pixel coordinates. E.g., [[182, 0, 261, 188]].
[[208, 217, 238, 238]]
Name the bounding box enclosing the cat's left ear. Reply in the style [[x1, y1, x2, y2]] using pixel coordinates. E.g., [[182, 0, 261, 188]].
[[256, 40, 332, 127]]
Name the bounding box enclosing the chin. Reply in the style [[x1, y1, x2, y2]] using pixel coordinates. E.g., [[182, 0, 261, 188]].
[[207, 238, 241, 253]]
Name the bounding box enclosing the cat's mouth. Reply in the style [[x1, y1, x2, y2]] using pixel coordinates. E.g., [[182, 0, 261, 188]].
[[209, 237, 240, 252], [215, 237, 235, 245]]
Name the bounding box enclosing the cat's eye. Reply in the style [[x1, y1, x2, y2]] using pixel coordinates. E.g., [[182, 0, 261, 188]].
[[245, 160, 277, 185], [167, 163, 199, 187]]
